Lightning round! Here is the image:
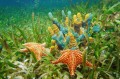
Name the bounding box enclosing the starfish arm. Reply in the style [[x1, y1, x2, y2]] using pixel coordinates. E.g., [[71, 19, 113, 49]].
[[74, 50, 83, 65], [20, 48, 29, 52], [68, 51, 83, 76], [52, 59, 61, 64], [52, 51, 69, 64], [42, 53, 47, 56], [36, 55, 41, 60], [68, 65, 76, 76], [32, 52, 41, 60], [86, 60, 93, 67], [52, 56, 67, 64], [67, 53, 77, 76]]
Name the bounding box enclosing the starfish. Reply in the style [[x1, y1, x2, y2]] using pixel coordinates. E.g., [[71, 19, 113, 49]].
[[20, 42, 47, 60], [52, 49, 92, 76]]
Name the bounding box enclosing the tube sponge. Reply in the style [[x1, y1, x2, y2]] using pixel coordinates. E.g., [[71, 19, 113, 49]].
[[48, 12, 54, 20], [92, 25, 100, 32], [48, 27, 54, 36], [77, 13, 82, 22], [68, 11, 72, 20], [62, 10, 66, 22]]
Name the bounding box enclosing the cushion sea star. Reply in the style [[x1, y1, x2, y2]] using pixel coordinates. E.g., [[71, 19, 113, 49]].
[[20, 42, 46, 60], [52, 49, 92, 76]]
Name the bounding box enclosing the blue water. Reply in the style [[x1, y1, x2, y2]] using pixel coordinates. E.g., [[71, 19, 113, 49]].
[[0, 0, 102, 29], [0, 0, 100, 26], [0, 0, 100, 11]]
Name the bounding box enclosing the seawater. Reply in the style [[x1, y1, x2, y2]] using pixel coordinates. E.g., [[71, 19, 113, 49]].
[[0, 0, 100, 12], [0, 0, 101, 29]]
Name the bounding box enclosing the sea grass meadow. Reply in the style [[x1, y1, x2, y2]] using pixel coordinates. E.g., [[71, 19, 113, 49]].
[[0, 0, 120, 79]]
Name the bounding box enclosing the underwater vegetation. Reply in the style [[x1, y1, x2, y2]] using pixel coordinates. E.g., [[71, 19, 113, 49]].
[[47, 10, 101, 77], [0, 0, 120, 79]]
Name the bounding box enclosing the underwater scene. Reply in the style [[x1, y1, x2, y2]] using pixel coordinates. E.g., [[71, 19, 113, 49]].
[[0, 0, 120, 79]]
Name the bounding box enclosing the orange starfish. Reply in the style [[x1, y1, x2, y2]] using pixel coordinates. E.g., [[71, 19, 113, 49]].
[[20, 42, 46, 60], [52, 49, 92, 76]]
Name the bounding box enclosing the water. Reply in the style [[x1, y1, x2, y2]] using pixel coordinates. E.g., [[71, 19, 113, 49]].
[[0, 0, 119, 29], [0, 0, 100, 11]]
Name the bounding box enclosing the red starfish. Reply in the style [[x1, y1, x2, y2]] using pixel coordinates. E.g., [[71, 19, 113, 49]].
[[20, 42, 46, 60], [52, 49, 92, 76]]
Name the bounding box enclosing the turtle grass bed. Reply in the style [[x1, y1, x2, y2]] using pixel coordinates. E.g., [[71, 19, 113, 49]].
[[0, 1, 120, 79]]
